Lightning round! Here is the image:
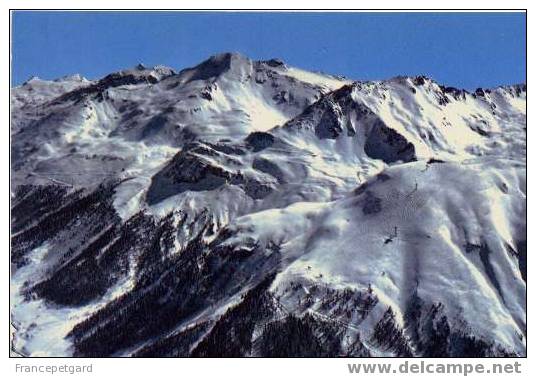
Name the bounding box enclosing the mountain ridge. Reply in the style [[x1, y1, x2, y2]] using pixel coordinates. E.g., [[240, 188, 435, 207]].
[[15, 52, 526, 92]]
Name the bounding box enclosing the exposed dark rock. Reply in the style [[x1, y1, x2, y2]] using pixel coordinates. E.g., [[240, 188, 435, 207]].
[[273, 90, 291, 104], [315, 102, 344, 139], [443, 86, 467, 100], [516, 240, 527, 282], [471, 125, 490, 137], [427, 158, 445, 164], [245, 131, 275, 152], [263, 58, 286, 68], [252, 157, 286, 183], [243, 180, 274, 200], [353, 182, 369, 196], [364, 120, 416, 163], [413, 76, 427, 86], [146, 141, 274, 203], [376, 172, 391, 182], [474, 88, 487, 97]]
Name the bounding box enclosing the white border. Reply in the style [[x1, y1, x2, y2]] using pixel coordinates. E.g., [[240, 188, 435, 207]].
[[2, 3, 530, 376]]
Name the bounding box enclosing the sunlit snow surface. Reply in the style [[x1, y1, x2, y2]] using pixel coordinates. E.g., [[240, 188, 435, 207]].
[[11, 53, 526, 356], [225, 160, 526, 353]]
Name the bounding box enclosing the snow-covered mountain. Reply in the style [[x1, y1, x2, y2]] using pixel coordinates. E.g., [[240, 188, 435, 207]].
[[10, 52, 526, 357]]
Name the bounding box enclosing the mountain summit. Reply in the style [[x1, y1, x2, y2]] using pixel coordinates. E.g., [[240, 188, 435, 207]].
[[11, 53, 526, 357]]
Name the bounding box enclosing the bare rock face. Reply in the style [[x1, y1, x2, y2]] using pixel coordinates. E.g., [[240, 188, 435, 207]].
[[245, 131, 276, 152], [146, 141, 275, 204], [364, 120, 416, 163], [315, 100, 345, 139]]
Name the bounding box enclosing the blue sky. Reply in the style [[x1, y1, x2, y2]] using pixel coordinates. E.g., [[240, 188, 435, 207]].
[[11, 11, 526, 89]]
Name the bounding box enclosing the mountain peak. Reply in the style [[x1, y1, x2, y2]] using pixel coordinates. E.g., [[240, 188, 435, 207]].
[[207, 51, 248, 63], [54, 73, 89, 83], [177, 52, 253, 84], [22, 75, 41, 85], [260, 58, 287, 68]]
